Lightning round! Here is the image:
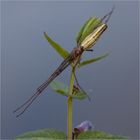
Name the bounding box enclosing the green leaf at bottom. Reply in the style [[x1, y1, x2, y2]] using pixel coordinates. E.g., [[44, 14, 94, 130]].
[[15, 129, 66, 140], [15, 129, 128, 140], [78, 130, 128, 139]]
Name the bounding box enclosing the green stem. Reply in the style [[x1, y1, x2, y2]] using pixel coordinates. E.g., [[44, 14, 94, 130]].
[[67, 67, 75, 140]]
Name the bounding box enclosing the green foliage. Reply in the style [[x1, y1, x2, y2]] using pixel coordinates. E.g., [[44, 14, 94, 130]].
[[15, 129, 66, 140], [71, 89, 87, 100], [15, 129, 128, 140], [78, 130, 128, 139], [79, 53, 109, 68], [76, 17, 101, 45], [50, 80, 69, 97], [50, 81, 88, 100], [44, 32, 69, 59], [76, 17, 93, 44]]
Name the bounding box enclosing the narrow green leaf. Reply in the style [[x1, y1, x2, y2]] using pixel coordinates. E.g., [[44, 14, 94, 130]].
[[44, 32, 70, 59], [76, 17, 93, 44], [50, 81, 88, 100], [76, 17, 102, 45], [80, 18, 100, 43], [79, 53, 109, 68], [71, 90, 87, 100], [50, 81, 69, 97]]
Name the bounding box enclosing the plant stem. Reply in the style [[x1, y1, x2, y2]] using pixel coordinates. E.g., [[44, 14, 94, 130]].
[[67, 67, 75, 140]]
